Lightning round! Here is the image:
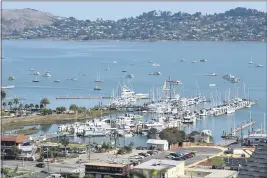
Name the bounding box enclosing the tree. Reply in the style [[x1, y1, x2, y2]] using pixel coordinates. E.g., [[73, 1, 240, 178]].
[[147, 128, 158, 139], [1, 90, 6, 100], [13, 98, 19, 110], [60, 136, 69, 159], [159, 127, 185, 145], [29, 103, 34, 111], [35, 104, 39, 110], [24, 104, 29, 111], [56, 106, 67, 114], [40, 108, 53, 115], [40, 98, 50, 108], [69, 104, 78, 111], [18, 104, 23, 111], [2, 102, 6, 109], [8, 101, 12, 110], [40, 104, 44, 109]]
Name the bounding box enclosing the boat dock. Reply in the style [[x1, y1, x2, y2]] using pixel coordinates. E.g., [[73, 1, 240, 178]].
[[216, 139, 237, 147], [221, 120, 256, 138], [33, 132, 69, 142], [56, 96, 113, 100]]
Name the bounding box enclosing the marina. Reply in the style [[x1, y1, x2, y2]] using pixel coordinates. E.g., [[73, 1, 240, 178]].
[[2, 41, 266, 144]]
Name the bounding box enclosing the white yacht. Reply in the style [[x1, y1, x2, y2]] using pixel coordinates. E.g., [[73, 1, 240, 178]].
[[152, 63, 160, 67], [33, 72, 40, 76], [54, 80, 60, 83], [1, 85, 15, 89], [125, 74, 134, 79], [199, 109, 209, 117], [182, 111, 196, 124], [209, 84, 216, 87], [8, 75, 15, 81], [113, 61, 118, 64], [192, 60, 197, 63], [43, 72, 51, 77], [180, 59, 186, 62], [256, 64, 263, 68], [208, 73, 217, 76], [226, 107, 235, 114], [71, 78, 78, 81], [149, 72, 162, 75], [200, 59, 207, 62], [172, 80, 182, 85], [30, 68, 35, 71]]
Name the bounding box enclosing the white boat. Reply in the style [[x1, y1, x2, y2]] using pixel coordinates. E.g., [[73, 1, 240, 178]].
[[149, 72, 162, 75], [249, 56, 254, 64], [148, 60, 153, 63], [1, 85, 15, 89], [105, 64, 111, 71], [180, 59, 186, 62], [33, 72, 40, 76], [30, 68, 35, 71], [226, 108, 235, 114], [125, 74, 134, 79], [208, 73, 217, 76], [94, 86, 103, 91], [95, 71, 104, 82], [80, 73, 88, 76], [113, 61, 118, 64], [71, 78, 78, 81], [200, 59, 207, 62], [43, 72, 51, 77], [8, 75, 15, 81], [152, 63, 160, 67], [171, 80, 182, 85], [209, 84, 216, 87], [192, 60, 197, 63], [256, 64, 263, 67], [122, 70, 127, 72], [199, 109, 209, 117], [54, 80, 60, 83]]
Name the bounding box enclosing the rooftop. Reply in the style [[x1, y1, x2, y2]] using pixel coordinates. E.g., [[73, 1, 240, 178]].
[[86, 162, 126, 168], [237, 139, 267, 178], [146, 139, 168, 145], [133, 159, 183, 170], [1, 134, 27, 143], [185, 168, 238, 178]]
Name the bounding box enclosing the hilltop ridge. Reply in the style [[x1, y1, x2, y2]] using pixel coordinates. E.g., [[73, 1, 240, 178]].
[[2, 7, 267, 42]]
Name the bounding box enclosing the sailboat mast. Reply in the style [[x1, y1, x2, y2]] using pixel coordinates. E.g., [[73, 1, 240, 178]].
[[249, 111, 252, 134], [264, 113, 266, 134]]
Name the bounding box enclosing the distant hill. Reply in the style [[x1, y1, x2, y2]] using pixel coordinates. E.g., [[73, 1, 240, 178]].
[[2, 8, 58, 35]]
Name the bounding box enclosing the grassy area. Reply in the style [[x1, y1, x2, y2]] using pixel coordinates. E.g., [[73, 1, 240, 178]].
[[40, 141, 87, 149], [15, 127, 39, 135], [202, 156, 226, 166], [2, 109, 119, 131]]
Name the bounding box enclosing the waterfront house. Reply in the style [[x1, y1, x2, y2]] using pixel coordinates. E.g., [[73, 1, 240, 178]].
[[1, 134, 27, 159], [146, 139, 169, 151], [85, 162, 131, 178], [132, 159, 184, 178]]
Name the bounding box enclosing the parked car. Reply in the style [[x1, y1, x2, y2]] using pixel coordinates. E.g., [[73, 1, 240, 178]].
[[76, 159, 85, 164], [166, 155, 175, 159], [138, 152, 150, 157], [147, 151, 157, 155], [36, 163, 45, 168], [78, 150, 86, 154], [172, 157, 183, 161], [212, 165, 225, 169]]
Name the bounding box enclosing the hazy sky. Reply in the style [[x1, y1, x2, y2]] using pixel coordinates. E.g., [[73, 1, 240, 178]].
[[3, 2, 266, 20]]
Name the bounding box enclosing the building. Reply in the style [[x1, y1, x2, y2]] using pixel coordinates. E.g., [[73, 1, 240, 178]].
[[183, 168, 238, 178], [1, 134, 37, 160], [132, 159, 184, 178], [237, 139, 267, 178], [146, 139, 169, 150], [85, 162, 132, 178], [242, 133, 267, 146]]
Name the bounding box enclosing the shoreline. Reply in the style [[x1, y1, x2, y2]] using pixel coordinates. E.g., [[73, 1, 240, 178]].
[[2, 38, 266, 43], [1, 109, 119, 132]]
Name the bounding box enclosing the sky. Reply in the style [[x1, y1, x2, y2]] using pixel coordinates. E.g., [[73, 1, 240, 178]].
[[3, 2, 266, 20]]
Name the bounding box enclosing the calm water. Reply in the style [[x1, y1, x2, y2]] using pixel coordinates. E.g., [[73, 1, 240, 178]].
[[3, 40, 266, 143]]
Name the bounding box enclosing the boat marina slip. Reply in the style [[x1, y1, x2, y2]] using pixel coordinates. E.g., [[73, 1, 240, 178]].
[[2, 41, 266, 145]]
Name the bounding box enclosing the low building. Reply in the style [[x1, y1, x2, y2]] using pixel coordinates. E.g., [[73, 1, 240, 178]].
[[242, 133, 267, 146], [184, 168, 238, 178], [85, 162, 132, 178], [132, 159, 184, 178], [146, 139, 169, 150], [1, 134, 27, 158]]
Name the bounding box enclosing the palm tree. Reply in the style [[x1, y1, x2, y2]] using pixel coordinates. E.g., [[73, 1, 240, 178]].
[[1, 90, 6, 101], [8, 101, 13, 111], [18, 104, 23, 111], [2, 102, 6, 109], [29, 103, 34, 111], [40, 98, 50, 108], [40, 104, 44, 109], [13, 98, 19, 110], [24, 104, 29, 111], [60, 136, 69, 159], [35, 104, 39, 110]]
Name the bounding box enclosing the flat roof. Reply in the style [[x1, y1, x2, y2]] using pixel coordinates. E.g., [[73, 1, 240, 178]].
[[185, 168, 237, 178], [1, 134, 27, 143], [133, 159, 183, 170], [86, 162, 126, 168], [146, 139, 168, 145]]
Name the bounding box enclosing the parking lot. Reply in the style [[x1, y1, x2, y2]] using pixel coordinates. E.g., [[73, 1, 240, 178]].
[[87, 147, 222, 166]]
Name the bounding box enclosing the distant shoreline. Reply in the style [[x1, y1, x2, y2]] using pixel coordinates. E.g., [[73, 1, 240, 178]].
[[3, 38, 266, 43]]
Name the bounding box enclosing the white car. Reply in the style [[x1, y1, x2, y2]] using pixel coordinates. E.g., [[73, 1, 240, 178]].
[[166, 155, 175, 159]]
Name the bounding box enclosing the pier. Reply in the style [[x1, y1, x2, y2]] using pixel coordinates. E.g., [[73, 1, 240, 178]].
[[221, 120, 256, 138], [56, 96, 113, 100]]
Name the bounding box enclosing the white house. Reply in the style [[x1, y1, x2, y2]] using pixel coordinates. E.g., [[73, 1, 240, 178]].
[[146, 139, 169, 150]]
